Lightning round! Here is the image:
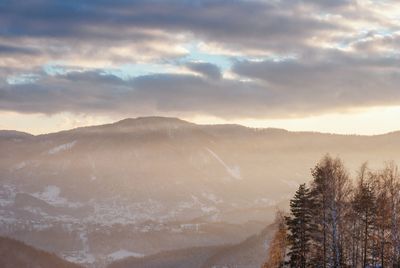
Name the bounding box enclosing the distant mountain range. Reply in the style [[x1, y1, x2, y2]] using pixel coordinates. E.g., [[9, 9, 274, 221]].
[[1, 116, 400, 267]]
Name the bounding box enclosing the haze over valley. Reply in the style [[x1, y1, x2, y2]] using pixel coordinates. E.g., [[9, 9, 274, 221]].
[[2, 0, 400, 267], [1, 117, 400, 267]]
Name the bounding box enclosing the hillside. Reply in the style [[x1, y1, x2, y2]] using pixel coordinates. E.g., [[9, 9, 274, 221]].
[[107, 223, 276, 268], [1, 116, 400, 266], [0, 236, 82, 268]]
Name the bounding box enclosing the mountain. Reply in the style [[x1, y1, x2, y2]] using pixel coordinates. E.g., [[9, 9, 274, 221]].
[[202, 222, 275, 267], [108, 245, 228, 268], [0, 236, 82, 268], [107, 223, 276, 268], [0, 130, 33, 139], [1, 116, 400, 267]]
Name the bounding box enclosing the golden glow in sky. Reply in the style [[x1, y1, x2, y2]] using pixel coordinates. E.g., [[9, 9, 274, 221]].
[[2, 106, 400, 136]]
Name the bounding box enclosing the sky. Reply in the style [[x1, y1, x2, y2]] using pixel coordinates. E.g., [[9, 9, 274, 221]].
[[1, 0, 400, 135]]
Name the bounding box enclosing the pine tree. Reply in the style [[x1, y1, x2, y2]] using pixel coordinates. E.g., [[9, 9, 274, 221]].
[[262, 157, 400, 268], [285, 183, 313, 268]]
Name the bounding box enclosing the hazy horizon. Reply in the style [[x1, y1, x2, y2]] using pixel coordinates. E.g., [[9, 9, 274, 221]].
[[3, 114, 400, 137]]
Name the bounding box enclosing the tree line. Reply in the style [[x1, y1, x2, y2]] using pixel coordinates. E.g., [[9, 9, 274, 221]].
[[264, 155, 400, 268]]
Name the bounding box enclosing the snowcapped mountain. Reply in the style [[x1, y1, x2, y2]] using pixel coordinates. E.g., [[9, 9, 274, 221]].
[[1, 117, 400, 267]]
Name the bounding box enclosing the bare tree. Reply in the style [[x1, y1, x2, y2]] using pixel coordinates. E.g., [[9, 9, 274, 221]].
[[381, 162, 400, 267], [310, 155, 351, 268], [266, 157, 400, 268], [352, 164, 376, 268], [263, 211, 287, 268]]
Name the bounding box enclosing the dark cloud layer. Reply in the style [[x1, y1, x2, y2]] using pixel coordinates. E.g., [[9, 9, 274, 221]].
[[0, 0, 340, 54], [0, 44, 40, 55], [1, 0, 400, 119], [2, 60, 400, 119], [186, 62, 221, 80]]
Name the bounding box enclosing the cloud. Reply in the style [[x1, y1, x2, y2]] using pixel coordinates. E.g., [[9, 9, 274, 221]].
[[1, 0, 400, 121], [0, 0, 343, 67], [232, 50, 400, 113], [0, 44, 40, 55], [0, 70, 271, 117], [2, 58, 400, 120], [0, 0, 390, 66], [186, 62, 221, 79]]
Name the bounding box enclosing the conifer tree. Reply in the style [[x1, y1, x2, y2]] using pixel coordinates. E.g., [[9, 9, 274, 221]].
[[264, 157, 400, 268], [285, 183, 313, 268]]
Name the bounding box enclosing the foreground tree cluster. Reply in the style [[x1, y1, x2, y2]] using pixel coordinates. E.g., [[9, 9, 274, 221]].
[[264, 155, 400, 268]]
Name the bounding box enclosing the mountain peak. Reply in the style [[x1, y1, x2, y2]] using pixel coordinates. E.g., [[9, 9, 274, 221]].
[[110, 117, 196, 131], [0, 130, 34, 139], [116, 116, 191, 125]]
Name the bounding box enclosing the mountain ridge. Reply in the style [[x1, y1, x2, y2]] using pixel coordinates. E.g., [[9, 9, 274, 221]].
[[2, 116, 399, 137], [2, 116, 400, 267]]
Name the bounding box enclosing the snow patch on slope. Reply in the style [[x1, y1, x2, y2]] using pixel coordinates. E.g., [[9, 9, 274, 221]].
[[64, 229, 95, 264], [64, 252, 95, 265], [32, 185, 82, 208], [205, 148, 242, 180], [14, 161, 27, 170], [254, 198, 276, 206], [108, 250, 144, 261], [48, 140, 77, 155], [202, 192, 223, 204], [281, 179, 299, 189]]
